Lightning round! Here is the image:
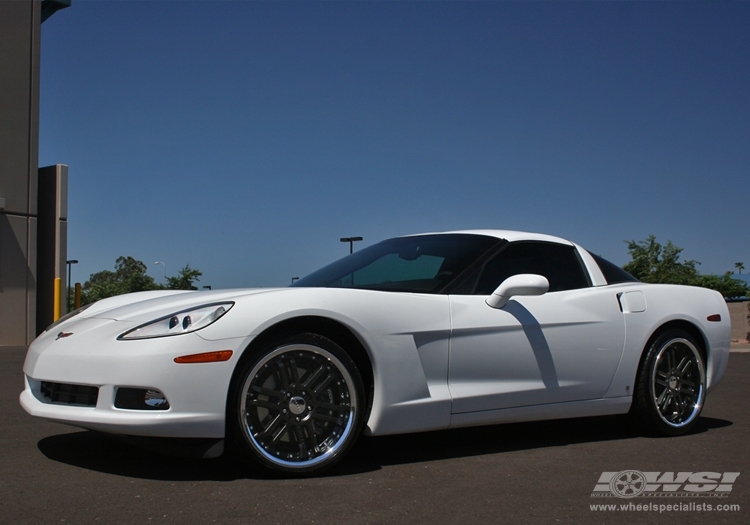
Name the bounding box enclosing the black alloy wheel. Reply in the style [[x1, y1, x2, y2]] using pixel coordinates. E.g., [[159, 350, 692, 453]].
[[634, 329, 706, 436], [229, 333, 366, 476]]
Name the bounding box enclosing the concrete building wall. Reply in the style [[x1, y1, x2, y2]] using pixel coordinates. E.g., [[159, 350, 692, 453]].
[[36, 165, 68, 332], [0, 0, 41, 346]]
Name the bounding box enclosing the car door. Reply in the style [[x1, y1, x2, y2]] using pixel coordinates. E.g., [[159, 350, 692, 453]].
[[448, 241, 626, 414]]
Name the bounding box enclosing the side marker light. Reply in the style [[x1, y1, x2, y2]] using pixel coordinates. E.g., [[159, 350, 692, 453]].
[[174, 350, 233, 364]]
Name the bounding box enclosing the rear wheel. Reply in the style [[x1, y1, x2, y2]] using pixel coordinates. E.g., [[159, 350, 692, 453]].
[[228, 333, 365, 476], [634, 329, 706, 436]]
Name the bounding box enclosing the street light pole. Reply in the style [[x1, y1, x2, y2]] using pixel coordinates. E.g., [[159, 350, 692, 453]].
[[340, 236, 363, 254], [154, 261, 166, 284], [66, 259, 78, 313]]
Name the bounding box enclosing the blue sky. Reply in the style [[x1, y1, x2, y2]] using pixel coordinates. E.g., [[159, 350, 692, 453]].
[[39, 1, 749, 289]]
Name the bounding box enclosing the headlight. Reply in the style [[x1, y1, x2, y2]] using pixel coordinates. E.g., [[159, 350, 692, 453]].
[[118, 302, 234, 340]]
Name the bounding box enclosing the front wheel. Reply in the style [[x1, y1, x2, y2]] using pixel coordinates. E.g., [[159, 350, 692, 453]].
[[634, 329, 706, 436], [228, 333, 365, 476]]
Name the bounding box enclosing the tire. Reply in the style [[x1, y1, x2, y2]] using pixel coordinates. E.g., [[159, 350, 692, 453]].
[[228, 333, 365, 476], [634, 329, 706, 436]]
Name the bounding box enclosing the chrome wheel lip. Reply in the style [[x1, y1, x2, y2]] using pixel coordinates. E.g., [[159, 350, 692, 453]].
[[239, 343, 358, 470], [650, 337, 706, 428]]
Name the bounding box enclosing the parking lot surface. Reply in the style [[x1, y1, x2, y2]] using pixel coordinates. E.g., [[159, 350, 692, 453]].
[[2, 346, 748, 524]]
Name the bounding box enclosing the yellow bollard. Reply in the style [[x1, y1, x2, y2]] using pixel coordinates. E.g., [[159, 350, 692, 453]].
[[75, 283, 81, 309], [53, 277, 62, 321]]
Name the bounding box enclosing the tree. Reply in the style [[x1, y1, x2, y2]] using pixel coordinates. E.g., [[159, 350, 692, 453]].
[[165, 265, 202, 290], [623, 235, 699, 285], [80, 256, 160, 304], [623, 236, 749, 299], [692, 273, 748, 300], [80, 257, 204, 304], [736, 262, 745, 274]]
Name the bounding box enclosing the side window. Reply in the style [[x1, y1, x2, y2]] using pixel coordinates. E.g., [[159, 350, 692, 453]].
[[474, 242, 590, 294]]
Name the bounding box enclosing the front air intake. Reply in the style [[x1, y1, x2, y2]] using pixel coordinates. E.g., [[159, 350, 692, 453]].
[[41, 382, 98, 407]]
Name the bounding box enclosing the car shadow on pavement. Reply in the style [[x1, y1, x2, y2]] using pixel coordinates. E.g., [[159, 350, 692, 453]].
[[37, 430, 250, 481], [37, 414, 731, 481], [340, 415, 732, 475]]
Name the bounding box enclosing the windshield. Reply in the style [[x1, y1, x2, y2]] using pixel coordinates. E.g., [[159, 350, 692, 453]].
[[291, 234, 501, 293]]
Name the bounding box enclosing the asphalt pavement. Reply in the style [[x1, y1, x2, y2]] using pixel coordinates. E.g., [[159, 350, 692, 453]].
[[2, 346, 748, 524]]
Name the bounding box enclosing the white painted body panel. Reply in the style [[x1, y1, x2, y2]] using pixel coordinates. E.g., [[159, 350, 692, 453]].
[[23, 287, 454, 437], [20, 230, 732, 443], [449, 287, 625, 413], [603, 282, 730, 398]]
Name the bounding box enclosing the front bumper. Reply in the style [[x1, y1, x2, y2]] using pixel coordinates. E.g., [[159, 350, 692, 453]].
[[20, 317, 248, 439]]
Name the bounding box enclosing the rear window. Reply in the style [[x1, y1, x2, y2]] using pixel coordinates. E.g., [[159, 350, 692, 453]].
[[589, 252, 639, 284]]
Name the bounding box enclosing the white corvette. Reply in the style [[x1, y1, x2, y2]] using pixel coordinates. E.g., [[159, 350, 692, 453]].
[[21, 230, 731, 475]]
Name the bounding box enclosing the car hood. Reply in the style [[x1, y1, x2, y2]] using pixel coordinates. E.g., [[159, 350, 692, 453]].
[[80, 288, 289, 323]]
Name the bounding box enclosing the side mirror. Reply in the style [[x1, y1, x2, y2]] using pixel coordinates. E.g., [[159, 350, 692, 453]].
[[486, 274, 549, 309]]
